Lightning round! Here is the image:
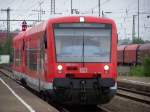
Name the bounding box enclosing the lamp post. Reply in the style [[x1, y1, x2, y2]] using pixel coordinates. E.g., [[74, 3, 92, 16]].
[[71, 0, 73, 14], [138, 0, 140, 39], [132, 15, 137, 41], [98, 0, 101, 17]]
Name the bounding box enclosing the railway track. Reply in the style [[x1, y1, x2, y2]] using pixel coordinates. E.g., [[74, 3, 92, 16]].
[[117, 87, 150, 105], [56, 105, 111, 112], [118, 86, 150, 97]]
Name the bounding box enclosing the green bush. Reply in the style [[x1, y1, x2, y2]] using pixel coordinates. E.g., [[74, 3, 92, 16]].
[[143, 57, 150, 76], [129, 66, 144, 77], [129, 57, 150, 77], [132, 37, 144, 44]]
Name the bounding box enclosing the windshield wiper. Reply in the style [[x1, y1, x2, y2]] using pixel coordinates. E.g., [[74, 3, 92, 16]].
[[82, 32, 85, 67]]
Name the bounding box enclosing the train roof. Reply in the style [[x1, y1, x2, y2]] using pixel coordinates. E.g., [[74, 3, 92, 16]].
[[47, 16, 116, 24], [138, 43, 150, 50], [13, 16, 116, 41], [125, 44, 140, 50], [13, 31, 25, 42], [117, 45, 127, 51], [25, 21, 47, 37]]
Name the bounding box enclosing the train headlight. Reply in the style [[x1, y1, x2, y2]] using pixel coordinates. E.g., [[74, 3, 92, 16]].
[[57, 65, 63, 71], [80, 17, 85, 22], [104, 65, 109, 71]]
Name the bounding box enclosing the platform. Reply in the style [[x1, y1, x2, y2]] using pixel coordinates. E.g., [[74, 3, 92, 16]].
[[0, 72, 58, 112], [117, 76, 150, 86]]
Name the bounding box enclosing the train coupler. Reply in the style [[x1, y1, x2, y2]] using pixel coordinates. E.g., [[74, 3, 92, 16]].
[[80, 80, 87, 104]]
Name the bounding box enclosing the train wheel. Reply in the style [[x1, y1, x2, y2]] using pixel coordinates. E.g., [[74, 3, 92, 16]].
[[40, 91, 46, 101], [45, 95, 51, 103], [20, 78, 27, 87]]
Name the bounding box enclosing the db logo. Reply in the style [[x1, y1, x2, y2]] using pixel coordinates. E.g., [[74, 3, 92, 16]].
[[80, 67, 88, 73]]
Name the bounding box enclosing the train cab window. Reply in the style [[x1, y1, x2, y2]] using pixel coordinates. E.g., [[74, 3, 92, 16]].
[[54, 23, 112, 62]]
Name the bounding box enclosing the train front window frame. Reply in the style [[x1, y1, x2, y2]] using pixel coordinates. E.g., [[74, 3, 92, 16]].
[[53, 23, 112, 63]]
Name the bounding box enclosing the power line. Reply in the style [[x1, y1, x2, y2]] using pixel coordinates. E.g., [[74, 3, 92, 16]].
[[71, 0, 73, 14], [0, 19, 40, 21], [138, 0, 140, 38], [132, 15, 137, 41], [32, 1, 45, 22]]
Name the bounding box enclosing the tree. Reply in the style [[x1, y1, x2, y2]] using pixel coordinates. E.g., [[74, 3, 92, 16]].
[[118, 38, 132, 45], [132, 38, 144, 44], [143, 57, 150, 76], [3, 37, 12, 54], [0, 44, 4, 54], [1, 35, 13, 62]]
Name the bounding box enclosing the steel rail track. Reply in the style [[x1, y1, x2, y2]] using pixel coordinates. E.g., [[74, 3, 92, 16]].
[[57, 105, 111, 112], [117, 88, 150, 105], [118, 87, 150, 97]]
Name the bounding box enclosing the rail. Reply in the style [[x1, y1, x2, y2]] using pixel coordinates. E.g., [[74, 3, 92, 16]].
[[117, 87, 150, 105]]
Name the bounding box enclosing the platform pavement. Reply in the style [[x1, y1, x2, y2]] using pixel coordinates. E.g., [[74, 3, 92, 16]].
[[0, 72, 58, 112]]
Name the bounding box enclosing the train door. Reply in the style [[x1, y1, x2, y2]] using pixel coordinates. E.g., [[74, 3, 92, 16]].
[[37, 33, 45, 91]]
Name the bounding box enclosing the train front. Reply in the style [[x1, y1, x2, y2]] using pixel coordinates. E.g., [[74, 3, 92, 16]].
[[49, 16, 117, 105]]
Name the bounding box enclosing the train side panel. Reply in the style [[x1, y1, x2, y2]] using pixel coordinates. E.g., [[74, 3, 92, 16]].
[[137, 43, 150, 64], [117, 45, 127, 64], [124, 44, 140, 64], [13, 16, 118, 105]]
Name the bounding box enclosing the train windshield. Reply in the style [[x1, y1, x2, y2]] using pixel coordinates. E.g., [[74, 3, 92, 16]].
[[54, 23, 112, 62]]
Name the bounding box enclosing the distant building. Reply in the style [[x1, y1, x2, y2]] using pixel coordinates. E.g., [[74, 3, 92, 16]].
[[0, 55, 10, 64]]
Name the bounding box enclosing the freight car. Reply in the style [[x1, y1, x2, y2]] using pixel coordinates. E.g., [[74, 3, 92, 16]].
[[117, 43, 150, 65], [137, 43, 150, 64], [117, 45, 127, 64], [124, 44, 140, 65], [12, 16, 118, 105]]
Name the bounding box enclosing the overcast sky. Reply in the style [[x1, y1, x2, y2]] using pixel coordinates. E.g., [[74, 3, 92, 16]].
[[0, 0, 150, 40]]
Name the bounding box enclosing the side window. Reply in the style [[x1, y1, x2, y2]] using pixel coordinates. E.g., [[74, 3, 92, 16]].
[[26, 32, 46, 71], [26, 40, 29, 67], [26, 40, 38, 71], [15, 48, 21, 67], [13, 48, 15, 65], [44, 32, 47, 49], [23, 40, 25, 51], [117, 33, 118, 44], [26, 38, 42, 71]]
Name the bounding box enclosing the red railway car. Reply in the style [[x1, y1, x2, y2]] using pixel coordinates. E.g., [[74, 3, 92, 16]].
[[137, 43, 150, 64], [124, 44, 140, 64], [117, 45, 127, 64], [13, 16, 118, 105]]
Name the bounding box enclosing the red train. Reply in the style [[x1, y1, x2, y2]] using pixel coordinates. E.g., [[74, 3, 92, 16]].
[[12, 16, 118, 105], [118, 43, 150, 65]]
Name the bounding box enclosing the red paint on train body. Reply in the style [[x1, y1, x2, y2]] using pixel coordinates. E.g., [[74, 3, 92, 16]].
[[13, 16, 117, 105]]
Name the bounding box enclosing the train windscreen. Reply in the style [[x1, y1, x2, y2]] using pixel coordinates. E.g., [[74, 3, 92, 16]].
[[54, 23, 112, 62]]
